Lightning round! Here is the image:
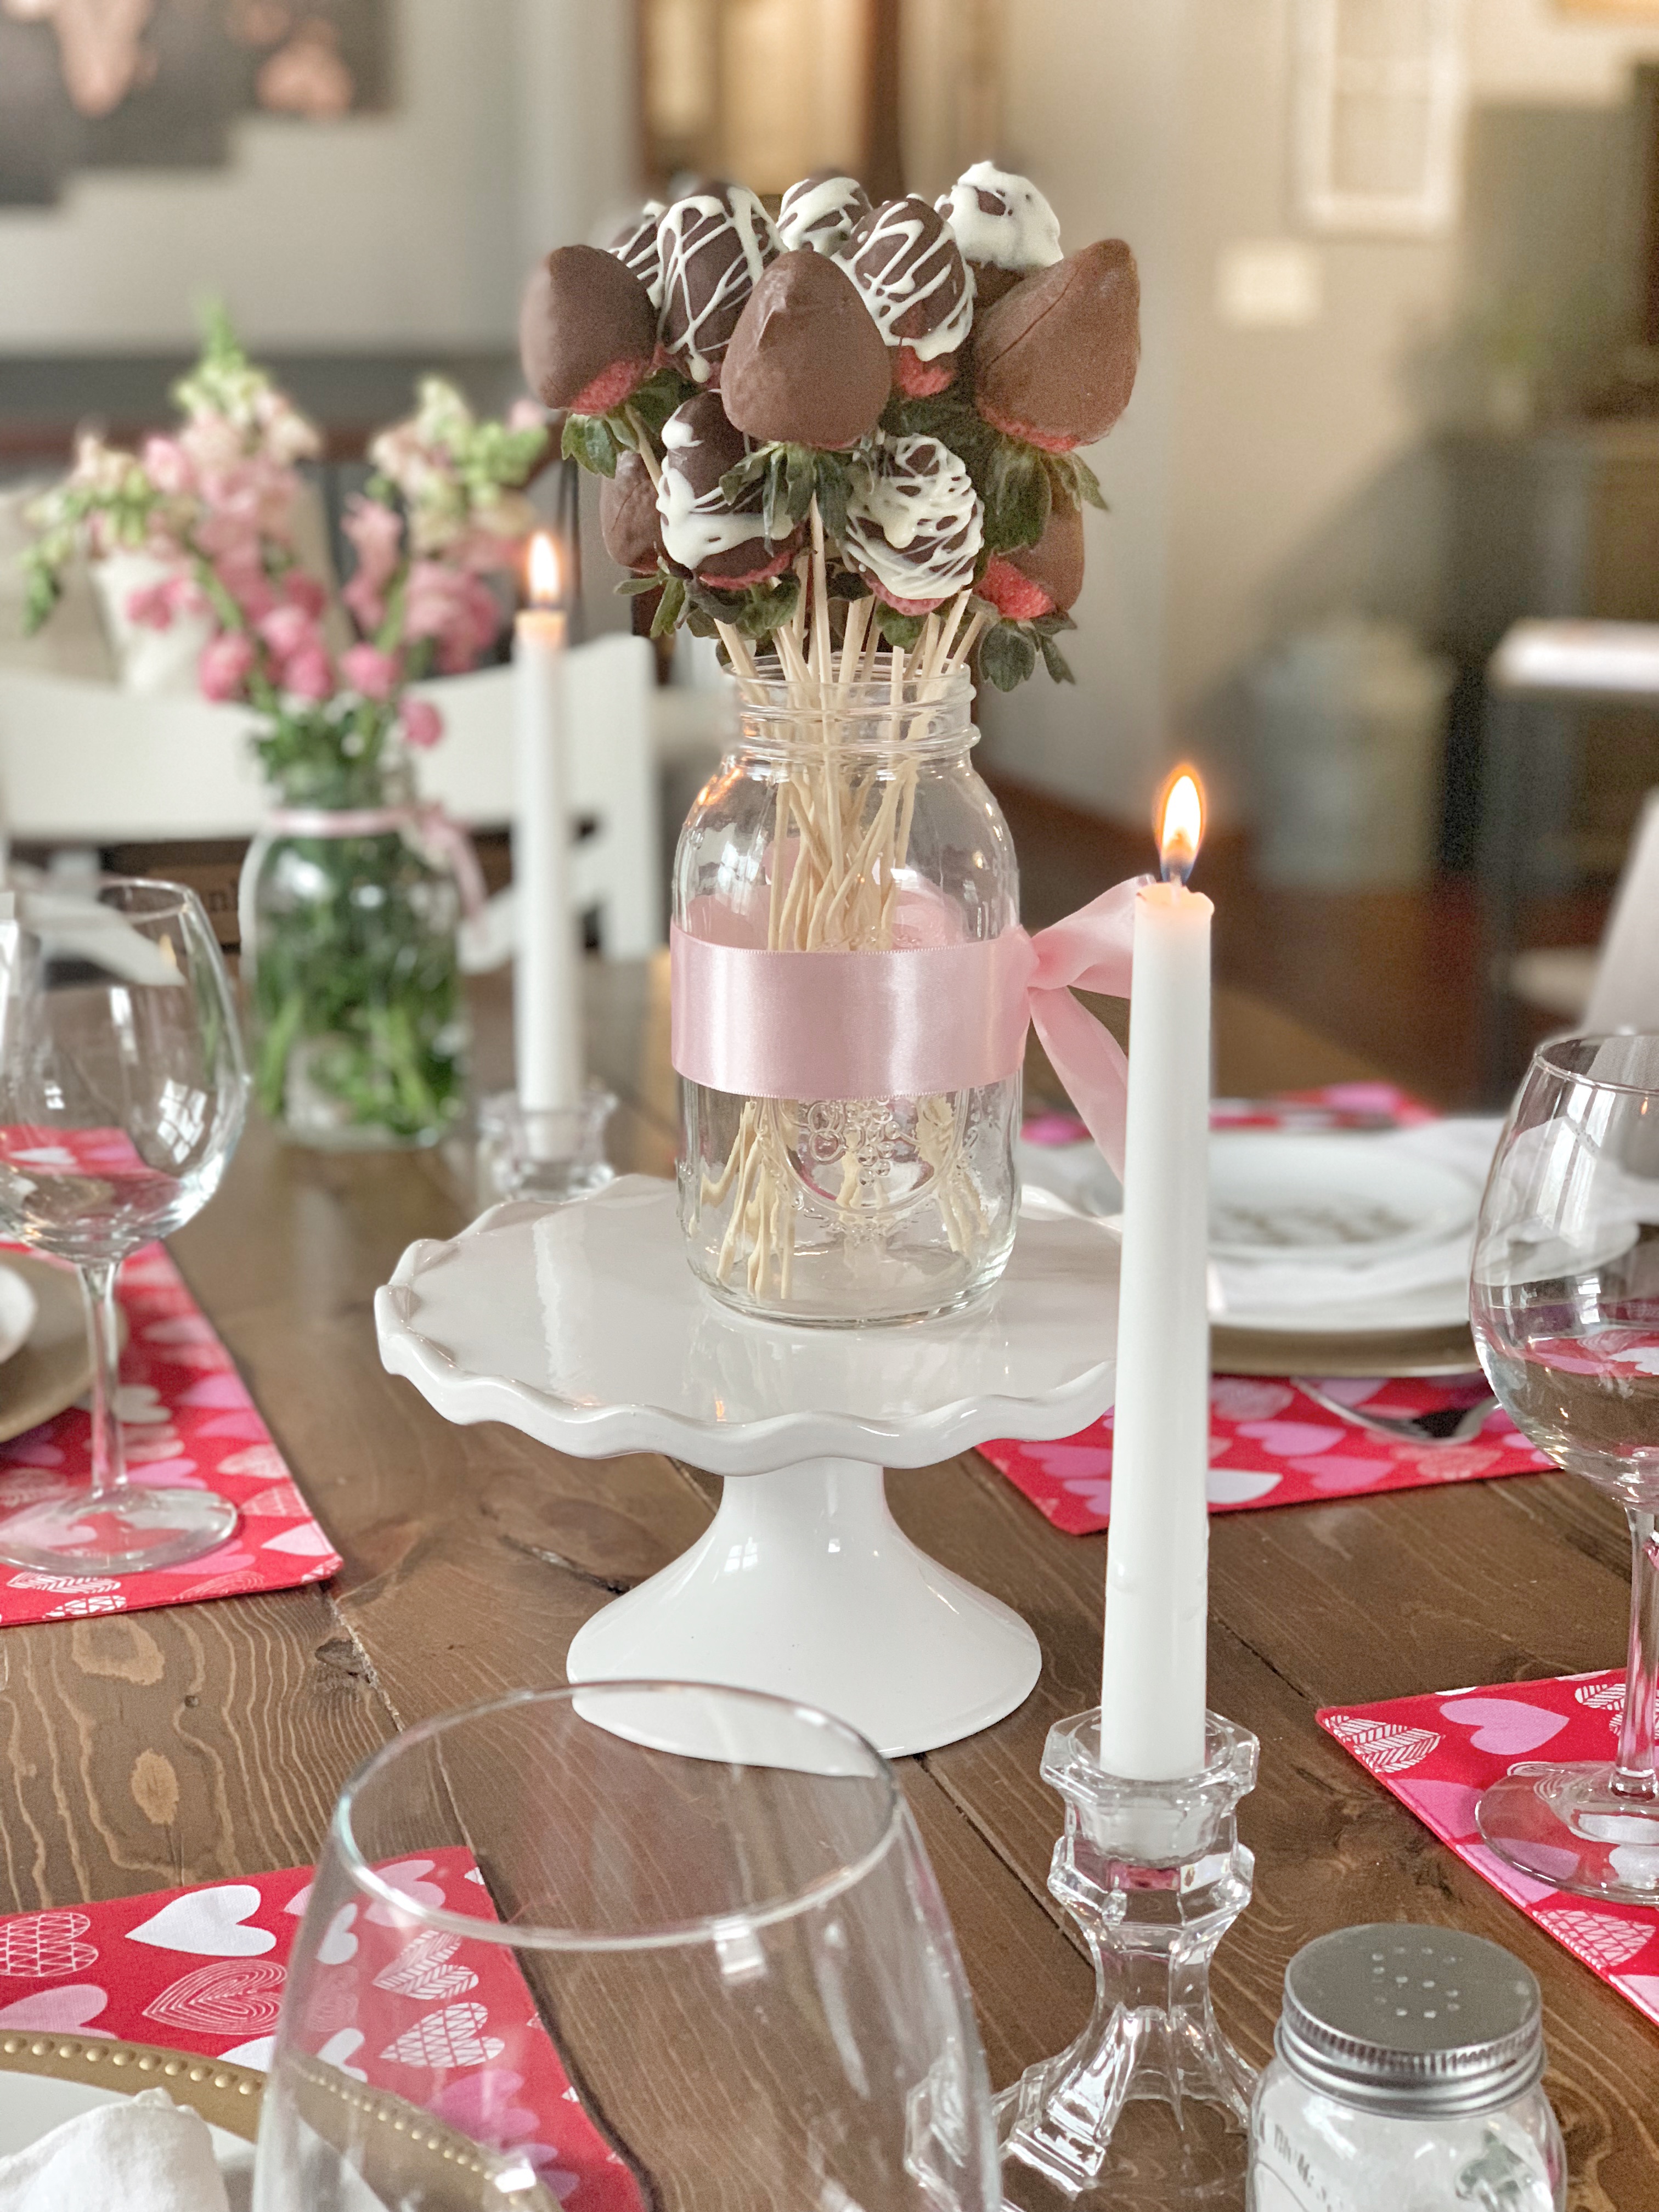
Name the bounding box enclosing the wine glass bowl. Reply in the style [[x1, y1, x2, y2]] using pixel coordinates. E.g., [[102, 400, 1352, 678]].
[[0, 878, 248, 1573], [1470, 1034, 1659, 1901], [253, 1681, 999, 2212]]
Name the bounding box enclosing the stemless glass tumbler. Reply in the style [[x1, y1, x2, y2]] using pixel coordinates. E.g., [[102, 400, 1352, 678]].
[[255, 1683, 999, 2212], [1471, 1034, 1659, 1901], [0, 879, 248, 1573]]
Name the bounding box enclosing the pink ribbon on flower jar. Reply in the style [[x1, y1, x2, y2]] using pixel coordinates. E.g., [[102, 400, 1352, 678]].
[[670, 877, 1143, 1175]]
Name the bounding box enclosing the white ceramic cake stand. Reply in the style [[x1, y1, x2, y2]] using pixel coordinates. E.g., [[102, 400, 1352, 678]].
[[375, 1177, 1119, 1756]]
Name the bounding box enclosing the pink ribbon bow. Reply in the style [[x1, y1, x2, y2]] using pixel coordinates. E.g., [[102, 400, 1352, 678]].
[[669, 875, 1144, 1173], [1008, 878, 1141, 1177]]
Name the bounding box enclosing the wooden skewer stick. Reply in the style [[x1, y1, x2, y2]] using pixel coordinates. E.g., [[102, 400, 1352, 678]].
[[624, 409, 663, 489]]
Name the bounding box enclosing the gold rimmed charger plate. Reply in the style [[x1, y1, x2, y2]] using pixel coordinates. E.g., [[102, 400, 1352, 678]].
[[0, 1255, 125, 1446], [0, 2031, 263, 2139], [1212, 1317, 1480, 1380]]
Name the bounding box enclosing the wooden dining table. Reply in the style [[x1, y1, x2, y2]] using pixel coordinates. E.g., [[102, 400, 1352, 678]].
[[4, 958, 1654, 2208]]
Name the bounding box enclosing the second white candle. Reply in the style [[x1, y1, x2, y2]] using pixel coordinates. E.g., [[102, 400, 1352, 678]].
[[1099, 818, 1213, 1782]]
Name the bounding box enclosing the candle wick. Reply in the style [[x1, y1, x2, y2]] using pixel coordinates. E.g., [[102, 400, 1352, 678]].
[[1160, 845, 1195, 887]]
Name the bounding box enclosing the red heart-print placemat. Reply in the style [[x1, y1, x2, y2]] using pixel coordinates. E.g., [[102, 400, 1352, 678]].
[[986, 1086, 1551, 1534], [979, 1376, 1552, 1536], [0, 1238, 339, 1621], [0, 1852, 639, 2210], [1319, 1671, 1659, 2032]]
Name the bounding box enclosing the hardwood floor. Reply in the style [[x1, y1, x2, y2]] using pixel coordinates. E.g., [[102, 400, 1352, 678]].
[[989, 773, 1611, 1110]]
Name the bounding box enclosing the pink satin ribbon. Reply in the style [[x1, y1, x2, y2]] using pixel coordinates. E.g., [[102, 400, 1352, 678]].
[[670, 876, 1143, 1174], [264, 804, 487, 918]]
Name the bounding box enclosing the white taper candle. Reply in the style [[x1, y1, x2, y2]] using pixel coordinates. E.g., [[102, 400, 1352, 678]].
[[513, 533, 581, 1116], [1099, 771, 1213, 1781]]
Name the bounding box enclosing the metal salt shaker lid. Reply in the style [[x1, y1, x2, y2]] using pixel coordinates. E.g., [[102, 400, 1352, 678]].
[[1277, 1924, 1547, 2117]]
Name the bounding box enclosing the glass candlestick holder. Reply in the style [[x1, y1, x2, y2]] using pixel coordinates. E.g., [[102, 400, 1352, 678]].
[[476, 1084, 616, 1206], [996, 1707, 1260, 2212]]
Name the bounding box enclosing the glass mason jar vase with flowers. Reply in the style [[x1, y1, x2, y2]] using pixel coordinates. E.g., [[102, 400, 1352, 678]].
[[23, 320, 549, 1148]]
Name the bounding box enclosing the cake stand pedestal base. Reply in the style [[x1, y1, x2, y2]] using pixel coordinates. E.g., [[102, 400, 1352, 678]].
[[565, 1455, 1041, 1758]]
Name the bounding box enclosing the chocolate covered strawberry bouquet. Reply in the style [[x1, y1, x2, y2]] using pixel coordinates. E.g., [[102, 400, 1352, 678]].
[[519, 165, 1139, 1319], [520, 162, 1138, 693]]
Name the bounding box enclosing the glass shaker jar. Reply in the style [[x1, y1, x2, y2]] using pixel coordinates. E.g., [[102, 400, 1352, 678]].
[[673, 666, 1021, 1325], [1249, 1924, 1566, 2211]]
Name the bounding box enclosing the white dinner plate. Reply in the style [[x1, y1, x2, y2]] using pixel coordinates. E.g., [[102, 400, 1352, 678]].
[[0, 1263, 38, 1370], [1206, 1130, 1479, 1263]]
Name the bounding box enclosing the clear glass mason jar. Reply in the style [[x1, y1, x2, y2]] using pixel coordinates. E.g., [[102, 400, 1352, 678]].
[[1249, 1925, 1566, 2212], [241, 748, 469, 1150], [674, 667, 1020, 1324]]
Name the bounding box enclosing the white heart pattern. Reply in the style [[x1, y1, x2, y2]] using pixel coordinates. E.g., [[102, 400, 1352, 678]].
[[127, 1884, 276, 1957], [1536, 1907, 1653, 1974], [318, 2028, 368, 2081], [1325, 1715, 1441, 1776], [1574, 1681, 1625, 1711], [0, 1910, 97, 1977], [380, 2002, 504, 2069], [218, 2035, 276, 2070], [373, 1929, 478, 2002], [316, 1905, 358, 1967], [143, 1959, 286, 2035]]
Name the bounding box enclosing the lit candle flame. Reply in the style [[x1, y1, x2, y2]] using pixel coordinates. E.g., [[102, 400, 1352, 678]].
[[528, 531, 563, 609], [1156, 768, 1204, 885]]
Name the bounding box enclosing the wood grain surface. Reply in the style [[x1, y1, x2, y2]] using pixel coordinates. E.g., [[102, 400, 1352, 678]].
[[0, 955, 1648, 2207]]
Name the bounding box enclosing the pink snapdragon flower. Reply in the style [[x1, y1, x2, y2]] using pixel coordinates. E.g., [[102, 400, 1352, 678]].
[[400, 697, 443, 749], [281, 569, 328, 620], [125, 572, 202, 631], [283, 644, 336, 702], [340, 642, 401, 702], [199, 631, 257, 702], [258, 602, 321, 663], [141, 436, 194, 498], [212, 546, 278, 625], [341, 496, 404, 632], [403, 560, 499, 675]]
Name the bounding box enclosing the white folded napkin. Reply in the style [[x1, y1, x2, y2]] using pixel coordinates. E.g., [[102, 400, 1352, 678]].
[[1210, 1118, 1503, 1319], [0, 2089, 229, 2212]]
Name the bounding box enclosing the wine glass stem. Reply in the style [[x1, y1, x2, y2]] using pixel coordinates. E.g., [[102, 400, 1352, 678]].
[[78, 1259, 127, 1505], [1613, 1509, 1659, 1797]]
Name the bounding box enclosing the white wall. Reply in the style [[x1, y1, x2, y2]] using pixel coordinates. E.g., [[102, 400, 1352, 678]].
[[0, 0, 636, 352], [981, 0, 1659, 825]]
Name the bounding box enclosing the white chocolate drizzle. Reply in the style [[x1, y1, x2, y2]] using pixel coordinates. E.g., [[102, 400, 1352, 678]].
[[658, 185, 781, 384], [778, 172, 870, 256], [844, 434, 983, 605], [936, 162, 1062, 272], [607, 200, 666, 309], [657, 402, 773, 571], [835, 198, 974, 363]]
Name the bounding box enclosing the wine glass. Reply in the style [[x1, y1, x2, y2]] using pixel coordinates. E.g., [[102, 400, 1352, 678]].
[[1471, 1032, 1659, 1901], [254, 1681, 999, 2212], [0, 878, 249, 1573]]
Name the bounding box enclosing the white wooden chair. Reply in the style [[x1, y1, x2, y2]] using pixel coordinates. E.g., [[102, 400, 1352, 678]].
[[0, 634, 724, 962], [1508, 786, 1659, 1034]]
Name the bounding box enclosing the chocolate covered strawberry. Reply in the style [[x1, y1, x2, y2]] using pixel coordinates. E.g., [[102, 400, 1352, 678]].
[[721, 250, 889, 451], [978, 498, 1085, 620], [658, 182, 781, 387], [936, 162, 1062, 314], [600, 449, 664, 574], [657, 391, 802, 589], [607, 201, 665, 309], [973, 239, 1139, 452], [843, 434, 983, 613], [837, 196, 974, 398], [519, 244, 658, 416]]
